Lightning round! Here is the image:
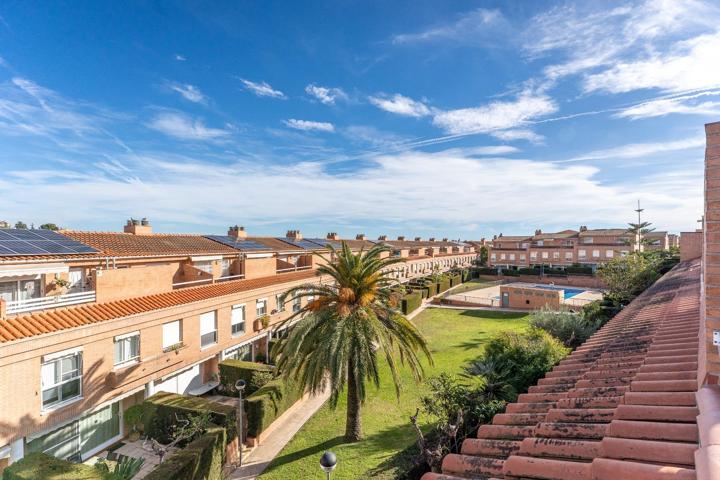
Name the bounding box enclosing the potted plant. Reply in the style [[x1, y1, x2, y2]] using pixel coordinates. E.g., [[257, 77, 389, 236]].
[[52, 278, 71, 295], [254, 315, 270, 331], [123, 404, 145, 441]]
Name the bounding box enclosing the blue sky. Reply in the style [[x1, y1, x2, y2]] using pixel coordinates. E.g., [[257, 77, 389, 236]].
[[0, 0, 717, 239]]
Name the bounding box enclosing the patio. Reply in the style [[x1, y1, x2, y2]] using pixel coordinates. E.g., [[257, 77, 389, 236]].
[[86, 439, 178, 480]]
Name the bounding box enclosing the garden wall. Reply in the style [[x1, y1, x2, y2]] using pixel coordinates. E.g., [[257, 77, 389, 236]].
[[478, 274, 605, 289]]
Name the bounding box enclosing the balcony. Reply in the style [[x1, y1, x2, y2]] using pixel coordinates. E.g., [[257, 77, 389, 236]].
[[172, 273, 245, 289], [5, 290, 96, 315]]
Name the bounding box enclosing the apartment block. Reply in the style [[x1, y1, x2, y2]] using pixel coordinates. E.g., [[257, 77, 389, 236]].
[[0, 221, 477, 469]]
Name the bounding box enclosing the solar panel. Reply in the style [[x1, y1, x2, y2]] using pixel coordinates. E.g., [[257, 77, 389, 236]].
[[305, 238, 341, 249], [0, 229, 100, 256], [277, 238, 328, 250], [204, 235, 271, 251]]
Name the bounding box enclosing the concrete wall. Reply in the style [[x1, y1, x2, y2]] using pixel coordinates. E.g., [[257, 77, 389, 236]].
[[499, 285, 561, 310], [94, 263, 179, 303], [681, 231, 703, 261], [244, 256, 277, 279], [479, 274, 606, 289]]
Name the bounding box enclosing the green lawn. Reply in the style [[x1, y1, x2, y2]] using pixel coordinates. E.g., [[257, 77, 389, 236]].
[[258, 307, 529, 480]]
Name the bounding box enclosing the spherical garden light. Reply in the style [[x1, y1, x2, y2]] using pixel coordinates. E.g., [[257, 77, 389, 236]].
[[319, 451, 337, 479]]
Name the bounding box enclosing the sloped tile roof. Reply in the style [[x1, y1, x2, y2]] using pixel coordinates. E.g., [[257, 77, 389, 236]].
[[422, 258, 700, 480], [533, 229, 579, 240], [61, 231, 240, 257], [0, 270, 318, 343], [579, 228, 630, 237]]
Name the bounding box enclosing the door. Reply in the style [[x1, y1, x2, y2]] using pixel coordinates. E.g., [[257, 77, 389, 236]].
[[501, 292, 509, 308], [79, 403, 119, 457], [155, 365, 202, 394]]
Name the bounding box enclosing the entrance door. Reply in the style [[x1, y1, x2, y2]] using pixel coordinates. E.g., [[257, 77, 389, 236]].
[[501, 292, 509, 308]]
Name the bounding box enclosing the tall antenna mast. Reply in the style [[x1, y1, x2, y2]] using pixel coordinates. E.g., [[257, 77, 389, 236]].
[[634, 200, 644, 252]]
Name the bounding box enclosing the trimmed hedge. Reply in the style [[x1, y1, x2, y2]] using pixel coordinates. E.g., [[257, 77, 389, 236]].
[[438, 276, 451, 293], [566, 265, 593, 275], [219, 359, 276, 396], [144, 425, 226, 480], [413, 287, 429, 299], [461, 269, 471, 282], [500, 269, 520, 277], [246, 379, 303, 438], [143, 392, 236, 445], [474, 267, 498, 275], [2, 452, 109, 480], [448, 273, 462, 287], [401, 291, 422, 314], [518, 267, 540, 275]]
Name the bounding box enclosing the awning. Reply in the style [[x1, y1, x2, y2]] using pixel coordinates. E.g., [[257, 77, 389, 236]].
[[0, 263, 69, 279]]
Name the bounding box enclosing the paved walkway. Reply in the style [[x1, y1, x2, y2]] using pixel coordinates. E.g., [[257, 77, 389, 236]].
[[228, 388, 331, 479]]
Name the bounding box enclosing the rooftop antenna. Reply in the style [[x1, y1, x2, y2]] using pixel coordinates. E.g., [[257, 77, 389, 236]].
[[634, 200, 644, 252]]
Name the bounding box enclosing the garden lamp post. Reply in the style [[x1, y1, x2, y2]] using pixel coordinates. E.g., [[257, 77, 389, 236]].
[[235, 379, 247, 467], [319, 451, 337, 480]]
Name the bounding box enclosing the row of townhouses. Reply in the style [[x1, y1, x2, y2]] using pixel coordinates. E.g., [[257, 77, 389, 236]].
[[0, 220, 476, 470], [487, 227, 678, 269]]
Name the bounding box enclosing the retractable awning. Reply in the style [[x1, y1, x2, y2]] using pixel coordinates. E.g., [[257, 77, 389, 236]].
[[0, 263, 69, 278]]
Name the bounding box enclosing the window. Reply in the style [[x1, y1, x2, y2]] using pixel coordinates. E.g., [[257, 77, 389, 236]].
[[276, 294, 285, 312], [578, 249, 586, 258], [520, 254, 526, 261], [592, 249, 600, 258], [41, 349, 83, 409], [536, 240, 544, 246], [606, 250, 614, 258], [500, 253, 506, 260], [67, 268, 85, 293], [194, 261, 213, 274], [200, 311, 217, 348], [162, 320, 182, 350], [553, 252, 560, 259], [231, 304, 245, 336], [114, 332, 140, 367], [565, 252, 573, 260], [224, 343, 252, 361], [509, 254, 515, 261], [256, 299, 267, 317], [530, 252, 537, 260], [542, 252, 549, 259], [583, 237, 593, 244], [490, 253, 496, 261], [220, 259, 231, 277], [293, 296, 302, 312]]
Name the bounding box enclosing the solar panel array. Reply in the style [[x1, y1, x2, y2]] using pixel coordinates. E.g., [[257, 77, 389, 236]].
[[0, 229, 99, 256], [305, 238, 342, 249], [204, 235, 272, 251], [277, 238, 335, 250]]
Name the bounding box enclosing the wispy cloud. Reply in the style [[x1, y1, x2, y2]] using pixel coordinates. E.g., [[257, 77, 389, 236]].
[[174, 54, 186, 62], [167, 82, 206, 103], [615, 92, 720, 119], [284, 119, 335, 132], [240, 79, 286, 99], [432, 92, 556, 138], [369, 93, 431, 117], [146, 112, 232, 140], [305, 84, 348, 105], [392, 8, 507, 45], [557, 136, 705, 163]]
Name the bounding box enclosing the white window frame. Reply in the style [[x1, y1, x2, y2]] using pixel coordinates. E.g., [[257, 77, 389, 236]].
[[490, 253, 496, 261], [231, 304, 246, 337], [542, 252, 549, 259], [292, 296, 302, 312], [256, 298, 267, 317], [162, 320, 183, 350], [41, 348, 83, 411], [276, 294, 285, 312], [606, 250, 614, 258], [592, 249, 600, 258], [113, 331, 140, 368], [553, 252, 560, 259], [509, 254, 515, 261], [565, 252, 573, 260], [578, 249, 586, 258], [200, 311, 218, 348], [500, 253, 506, 260], [530, 252, 537, 260], [520, 254, 526, 261]]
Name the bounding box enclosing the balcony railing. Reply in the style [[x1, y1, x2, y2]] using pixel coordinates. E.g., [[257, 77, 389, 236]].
[[172, 273, 246, 289], [276, 265, 312, 273], [6, 290, 97, 315]]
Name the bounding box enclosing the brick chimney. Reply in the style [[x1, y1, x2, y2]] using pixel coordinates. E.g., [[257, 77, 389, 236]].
[[356, 233, 366, 241], [414, 236, 422, 242], [228, 225, 248, 239], [429, 237, 436, 242], [535, 229, 542, 236], [378, 235, 387, 241], [442, 237, 448, 242], [579, 225, 588, 232], [286, 229, 303, 240], [397, 236, 405, 241], [123, 218, 153, 235], [326, 232, 340, 240]]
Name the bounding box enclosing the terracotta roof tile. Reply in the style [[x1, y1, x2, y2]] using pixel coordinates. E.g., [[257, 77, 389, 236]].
[[0, 270, 318, 343], [61, 231, 239, 257], [422, 259, 701, 480]]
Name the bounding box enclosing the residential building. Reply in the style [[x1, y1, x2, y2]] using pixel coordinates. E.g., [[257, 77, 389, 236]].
[[0, 221, 476, 469]]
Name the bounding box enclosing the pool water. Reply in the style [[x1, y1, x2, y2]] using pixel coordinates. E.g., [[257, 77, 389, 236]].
[[532, 284, 586, 299]]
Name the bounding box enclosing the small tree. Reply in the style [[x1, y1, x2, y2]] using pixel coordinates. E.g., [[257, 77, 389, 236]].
[[14, 221, 27, 229], [40, 223, 60, 231], [142, 411, 211, 463], [529, 306, 597, 349], [479, 246, 489, 266], [598, 253, 661, 305]]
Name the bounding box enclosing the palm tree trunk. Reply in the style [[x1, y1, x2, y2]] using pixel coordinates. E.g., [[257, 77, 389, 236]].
[[345, 359, 363, 442]]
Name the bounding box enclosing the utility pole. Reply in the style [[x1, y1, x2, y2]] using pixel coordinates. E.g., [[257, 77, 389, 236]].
[[634, 200, 644, 253]]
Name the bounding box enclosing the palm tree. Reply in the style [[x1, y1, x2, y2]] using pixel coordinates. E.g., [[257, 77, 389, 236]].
[[626, 221, 655, 251], [273, 242, 433, 442]]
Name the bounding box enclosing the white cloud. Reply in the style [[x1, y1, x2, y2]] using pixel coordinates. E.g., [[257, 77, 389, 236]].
[[146, 112, 231, 140], [369, 94, 431, 117], [240, 79, 286, 99], [615, 96, 720, 120], [305, 84, 348, 105], [432, 93, 557, 137], [392, 8, 506, 45], [167, 82, 206, 103], [174, 54, 186, 61], [284, 119, 335, 132], [558, 136, 705, 163], [489, 129, 544, 143]]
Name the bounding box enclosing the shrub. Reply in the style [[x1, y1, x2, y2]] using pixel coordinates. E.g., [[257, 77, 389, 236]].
[[144, 425, 226, 480], [437, 276, 451, 293], [250, 370, 275, 391], [218, 359, 276, 396], [461, 269, 471, 282], [481, 329, 569, 394], [2, 453, 110, 480], [581, 299, 617, 328], [401, 291, 422, 314], [530, 306, 597, 348], [123, 404, 145, 434], [566, 265, 593, 275], [474, 267, 497, 276], [246, 378, 303, 438], [518, 267, 540, 275], [142, 392, 236, 445], [500, 269, 520, 277]]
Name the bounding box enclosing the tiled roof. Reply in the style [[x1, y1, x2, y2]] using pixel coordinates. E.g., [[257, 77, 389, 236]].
[[0, 270, 318, 343], [533, 230, 579, 240], [61, 231, 239, 257], [422, 258, 700, 480], [494, 235, 532, 242], [579, 228, 630, 237]]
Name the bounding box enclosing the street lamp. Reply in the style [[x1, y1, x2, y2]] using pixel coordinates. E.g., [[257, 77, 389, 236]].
[[235, 379, 247, 467], [319, 451, 337, 479]]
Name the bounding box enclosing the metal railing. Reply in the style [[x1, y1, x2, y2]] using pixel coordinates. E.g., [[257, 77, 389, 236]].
[[6, 290, 97, 315], [172, 273, 246, 288], [276, 265, 313, 273]]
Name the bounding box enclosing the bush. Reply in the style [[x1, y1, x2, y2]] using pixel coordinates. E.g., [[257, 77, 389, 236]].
[[437, 276, 451, 293], [530, 306, 597, 348], [250, 370, 275, 391], [461, 269, 471, 282], [500, 269, 520, 277], [412, 287, 429, 299], [518, 267, 540, 275], [144, 426, 226, 480], [2, 453, 110, 480], [142, 392, 236, 445], [566, 265, 593, 275], [246, 378, 303, 438], [482, 329, 569, 394], [401, 291, 422, 314], [123, 404, 145, 433], [473, 267, 497, 276], [218, 359, 276, 396]]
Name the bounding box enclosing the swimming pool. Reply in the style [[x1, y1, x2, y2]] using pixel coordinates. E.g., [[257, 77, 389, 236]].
[[532, 284, 586, 299]]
